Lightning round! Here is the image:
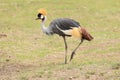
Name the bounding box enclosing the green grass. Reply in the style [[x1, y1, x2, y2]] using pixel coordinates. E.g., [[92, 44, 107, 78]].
[[0, 0, 120, 80]]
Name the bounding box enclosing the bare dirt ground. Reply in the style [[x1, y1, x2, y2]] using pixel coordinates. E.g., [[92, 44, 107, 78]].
[[0, 47, 120, 80], [0, 38, 120, 80]]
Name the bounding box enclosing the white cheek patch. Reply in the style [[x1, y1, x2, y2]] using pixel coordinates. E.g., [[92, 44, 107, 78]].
[[41, 15, 44, 19]]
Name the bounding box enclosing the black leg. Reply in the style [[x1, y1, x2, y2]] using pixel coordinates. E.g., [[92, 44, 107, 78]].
[[70, 39, 83, 61], [63, 36, 68, 64]]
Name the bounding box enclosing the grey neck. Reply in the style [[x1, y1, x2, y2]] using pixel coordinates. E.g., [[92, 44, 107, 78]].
[[40, 17, 52, 35]]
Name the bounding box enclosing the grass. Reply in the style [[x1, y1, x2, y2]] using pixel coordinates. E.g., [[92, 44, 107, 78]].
[[0, 0, 120, 80]]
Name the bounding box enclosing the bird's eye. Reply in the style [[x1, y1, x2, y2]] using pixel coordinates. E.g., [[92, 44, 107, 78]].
[[37, 13, 41, 17]]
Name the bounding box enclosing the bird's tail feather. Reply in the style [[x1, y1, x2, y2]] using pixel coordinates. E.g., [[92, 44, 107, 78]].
[[81, 27, 93, 41]]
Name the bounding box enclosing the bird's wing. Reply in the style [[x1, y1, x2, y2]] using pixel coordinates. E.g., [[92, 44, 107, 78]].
[[51, 18, 80, 36], [56, 24, 73, 36], [54, 18, 80, 30], [49, 18, 81, 36]]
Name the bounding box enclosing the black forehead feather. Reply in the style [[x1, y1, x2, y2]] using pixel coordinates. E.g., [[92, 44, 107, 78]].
[[37, 13, 42, 17]]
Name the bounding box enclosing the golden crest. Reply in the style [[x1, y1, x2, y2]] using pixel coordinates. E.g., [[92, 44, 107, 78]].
[[38, 9, 47, 15]]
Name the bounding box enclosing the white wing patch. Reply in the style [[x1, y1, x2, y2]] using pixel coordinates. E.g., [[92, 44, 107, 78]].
[[56, 25, 72, 35]]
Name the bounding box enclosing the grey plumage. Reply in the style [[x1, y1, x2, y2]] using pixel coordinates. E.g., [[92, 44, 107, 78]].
[[47, 18, 81, 36]]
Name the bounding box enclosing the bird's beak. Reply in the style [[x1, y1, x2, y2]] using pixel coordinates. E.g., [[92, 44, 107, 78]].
[[35, 17, 40, 20]]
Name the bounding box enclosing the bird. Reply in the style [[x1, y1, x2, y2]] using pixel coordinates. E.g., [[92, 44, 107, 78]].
[[36, 9, 93, 64]]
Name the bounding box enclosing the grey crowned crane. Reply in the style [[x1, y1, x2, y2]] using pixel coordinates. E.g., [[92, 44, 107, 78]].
[[36, 9, 93, 64]]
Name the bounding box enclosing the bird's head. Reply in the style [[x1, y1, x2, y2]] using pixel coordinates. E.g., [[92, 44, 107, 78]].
[[36, 9, 47, 21]]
